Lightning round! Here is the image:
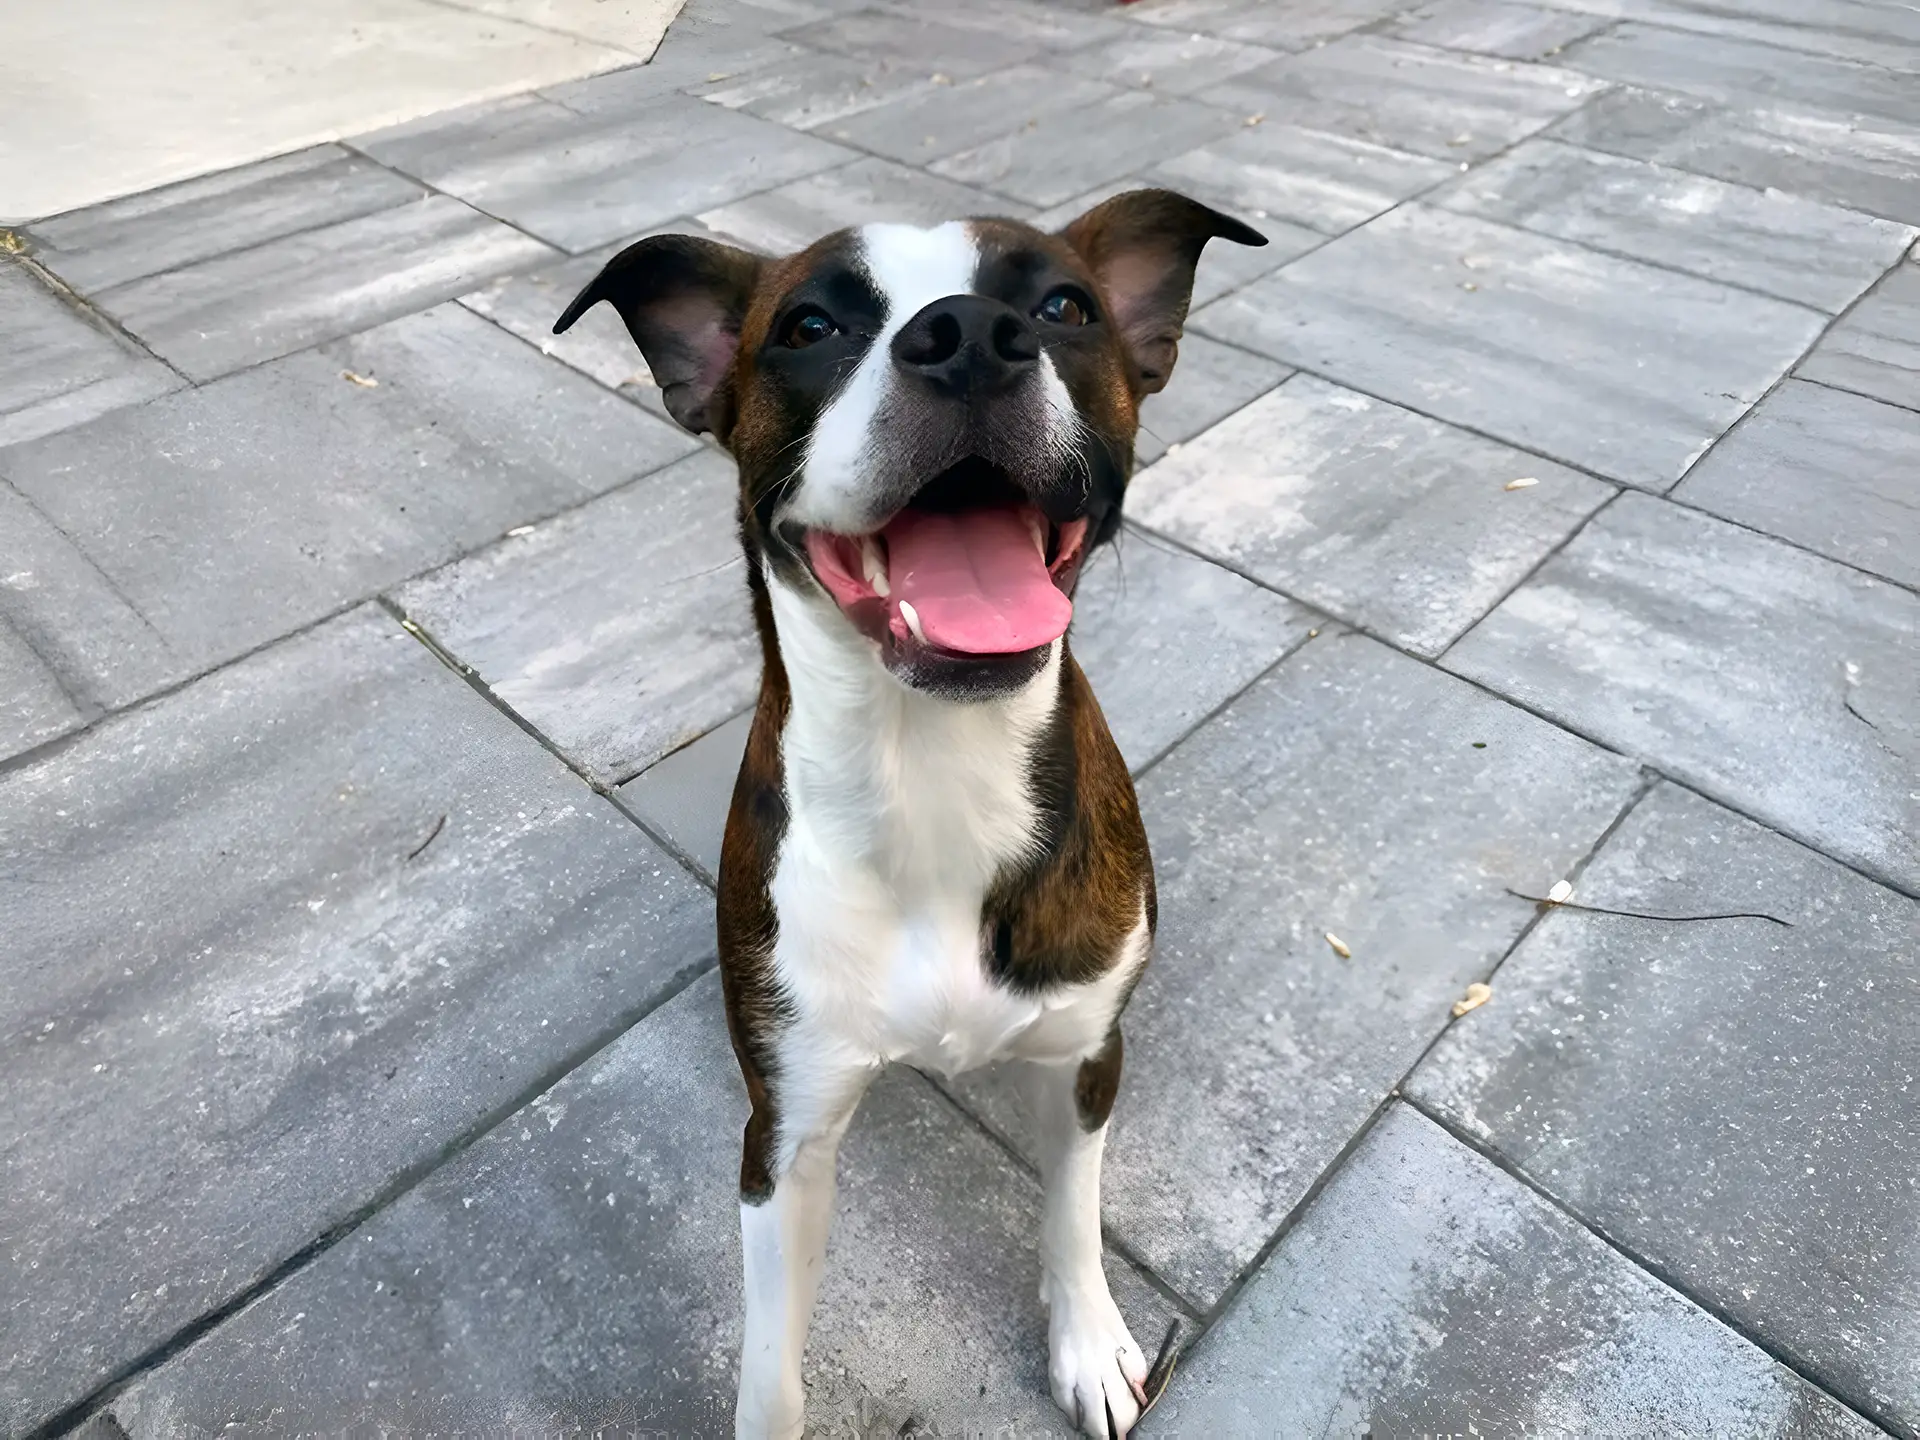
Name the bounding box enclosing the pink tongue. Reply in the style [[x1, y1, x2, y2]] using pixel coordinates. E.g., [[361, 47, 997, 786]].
[[883, 507, 1071, 655]]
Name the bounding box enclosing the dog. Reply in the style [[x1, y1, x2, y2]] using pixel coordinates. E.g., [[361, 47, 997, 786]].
[[556, 189, 1264, 1439]]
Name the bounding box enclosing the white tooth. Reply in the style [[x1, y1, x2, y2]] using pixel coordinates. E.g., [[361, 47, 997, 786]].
[[899, 599, 928, 645], [1028, 515, 1047, 558], [861, 537, 892, 596]]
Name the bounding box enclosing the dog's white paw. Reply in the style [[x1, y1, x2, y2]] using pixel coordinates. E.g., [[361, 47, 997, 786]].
[[735, 1369, 804, 1440], [1044, 1278, 1150, 1438]]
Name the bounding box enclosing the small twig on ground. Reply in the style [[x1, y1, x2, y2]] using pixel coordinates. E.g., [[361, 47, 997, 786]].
[[406, 814, 447, 862], [1506, 888, 1791, 927], [1844, 694, 1879, 730]]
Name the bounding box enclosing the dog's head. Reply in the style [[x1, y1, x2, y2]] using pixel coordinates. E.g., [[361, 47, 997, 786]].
[[556, 190, 1264, 698]]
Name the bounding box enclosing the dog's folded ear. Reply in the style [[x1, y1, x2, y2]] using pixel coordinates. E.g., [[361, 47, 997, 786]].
[[555, 235, 763, 436], [1056, 189, 1265, 396]]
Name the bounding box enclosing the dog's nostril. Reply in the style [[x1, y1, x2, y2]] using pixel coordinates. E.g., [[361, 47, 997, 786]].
[[899, 310, 964, 367], [993, 313, 1038, 364]]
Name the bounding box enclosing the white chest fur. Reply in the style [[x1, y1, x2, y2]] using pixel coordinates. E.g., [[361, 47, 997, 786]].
[[764, 578, 1142, 1083]]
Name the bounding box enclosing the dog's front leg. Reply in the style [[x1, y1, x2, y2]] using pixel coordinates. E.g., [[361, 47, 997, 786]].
[[1023, 1037, 1150, 1439], [735, 1057, 871, 1440]]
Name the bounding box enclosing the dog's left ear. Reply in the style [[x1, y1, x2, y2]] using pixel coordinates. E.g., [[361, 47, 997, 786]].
[[555, 234, 764, 436], [1057, 189, 1266, 396]]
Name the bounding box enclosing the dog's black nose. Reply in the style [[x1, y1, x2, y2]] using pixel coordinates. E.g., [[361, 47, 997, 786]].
[[891, 294, 1039, 396]]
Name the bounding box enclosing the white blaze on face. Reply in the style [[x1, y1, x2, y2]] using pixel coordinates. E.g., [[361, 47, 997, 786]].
[[795, 220, 981, 528]]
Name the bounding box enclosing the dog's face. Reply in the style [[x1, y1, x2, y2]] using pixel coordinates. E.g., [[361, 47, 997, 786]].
[[557, 191, 1263, 698]]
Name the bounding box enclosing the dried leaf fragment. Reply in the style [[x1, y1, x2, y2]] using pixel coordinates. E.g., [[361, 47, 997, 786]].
[[1245, 111, 1266, 126], [1547, 879, 1574, 904], [341, 370, 378, 388], [1504, 476, 1538, 490], [1452, 982, 1492, 1017], [1325, 931, 1352, 959]]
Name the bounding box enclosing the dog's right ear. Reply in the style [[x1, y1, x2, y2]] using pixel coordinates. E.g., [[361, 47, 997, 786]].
[[555, 234, 763, 436]]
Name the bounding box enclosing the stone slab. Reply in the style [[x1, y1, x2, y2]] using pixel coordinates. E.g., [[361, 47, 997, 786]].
[[1409, 783, 1919, 1431], [0, 261, 179, 450], [0, 622, 81, 763], [1071, 535, 1317, 772], [1212, 35, 1609, 162], [1562, 23, 1920, 127], [442, 0, 685, 56], [1131, 375, 1615, 656], [1145, 122, 1457, 237], [691, 48, 940, 130], [931, 90, 1246, 208], [953, 632, 1644, 1305], [0, 483, 189, 715], [1057, 29, 1283, 97], [0, 605, 713, 1435], [1030, 182, 1326, 307], [1565, 0, 1920, 72], [107, 975, 1176, 1438], [1150, 1103, 1882, 1439], [1132, 331, 1292, 467], [1435, 139, 1917, 312], [616, 708, 751, 882], [1386, 0, 1609, 60], [778, 8, 1039, 76], [819, 65, 1119, 165], [1673, 379, 1920, 587], [903, 0, 1131, 53], [1124, 0, 1409, 51], [394, 450, 760, 787], [1, 304, 696, 683], [697, 157, 1027, 256], [1553, 85, 1920, 227], [1799, 261, 1920, 410], [355, 91, 853, 254], [93, 194, 556, 381], [1193, 205, 1829, 490], [22, 145, 426, 295], [1447, 493, 1920, 893]]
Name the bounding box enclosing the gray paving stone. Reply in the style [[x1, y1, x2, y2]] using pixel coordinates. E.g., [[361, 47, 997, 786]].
[[690, 48, 941, 130], [1447, 493, 1920, 892], [1554, 84, 1920, 227], [395, 450, 759, 787], [697, 156, 1027, 255], [1131, 375, 1615, 656], [1799, 261, 1920, 409], [1562, 23, 1920, 127], [1056, 28, 1283, 96], [1386, 0, 1610, 60], [0, 483, 188, 715], [1145, 123, 1457, 237], [818, 64, 1119, 166], [1409, 783, 1919, 1432], [1030, 182, 1325, 306], [0, 623, 81, 763], [0, 605, 712, 1436], [1193, 205, 1829, 490], [1124, 0, 1409, 51], [2, 304, 696, 682], [0, 261, 179, 449], [1071, 535, 1316, 771], [1568, 0, 1920, 71], [931, 90, 1246, 208], [779, 8, 1038, 76], [1435, 139, 1917, 311], [1212, 35, 1610, 162], [1132, 331, 1292, 467], [1150, 1103, 1882, 1439], [107, 975, 1175, 1438], [1672, 380, 1919, 588], [355, 91, 852, 254], [616, 708, 750, 882], [953, 632, 1643, 1305], [91, 194, 555, 382], [22, 145, 425, 295], [908, 0, 1132, 53]]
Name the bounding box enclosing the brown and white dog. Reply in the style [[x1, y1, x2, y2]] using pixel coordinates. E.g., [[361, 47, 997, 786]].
[[557, 190, 1264, 1439]]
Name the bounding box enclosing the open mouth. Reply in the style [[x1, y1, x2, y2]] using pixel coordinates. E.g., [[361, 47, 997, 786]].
[[802, 457, 1090, 671]]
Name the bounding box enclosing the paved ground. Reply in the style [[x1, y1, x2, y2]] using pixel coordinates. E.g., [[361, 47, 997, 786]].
[[2, 0, 1916, 1435]]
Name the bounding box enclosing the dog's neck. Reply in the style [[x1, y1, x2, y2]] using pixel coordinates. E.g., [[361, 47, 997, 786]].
[[763, 568, 1062, 901]]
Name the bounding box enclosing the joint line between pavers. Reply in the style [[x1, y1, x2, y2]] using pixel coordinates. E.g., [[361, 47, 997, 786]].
[[8, 249, 192, 386]]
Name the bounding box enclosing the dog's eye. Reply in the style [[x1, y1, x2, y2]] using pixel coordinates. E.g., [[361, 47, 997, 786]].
[[1034, 290, 1090, 327], [783, 309, 837, 348]]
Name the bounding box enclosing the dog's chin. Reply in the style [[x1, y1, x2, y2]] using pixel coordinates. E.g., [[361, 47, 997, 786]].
[[796, 457, 1090, 701]]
